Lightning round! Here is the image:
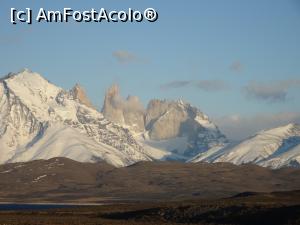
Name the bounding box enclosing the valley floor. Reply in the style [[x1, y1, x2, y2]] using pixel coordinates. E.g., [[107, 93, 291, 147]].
[[0, 190, 300, 225]]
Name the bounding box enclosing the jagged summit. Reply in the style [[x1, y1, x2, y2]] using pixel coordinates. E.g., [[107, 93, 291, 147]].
[[102, 84, 145, 132], [106, 84, 120, 98], [0, 70, 151, 167], [144, 98, 227, 158], [1, 68, 41, 82], [1, 70, 299, 169], [102, 84, 125, 125], [70, 83, 94, 108], [102, 85, 228, 159]]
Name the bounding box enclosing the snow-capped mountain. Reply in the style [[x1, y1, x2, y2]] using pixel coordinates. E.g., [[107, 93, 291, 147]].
[[1, 69, 299, 170], [0, 69, 152, 167], [190, 123, 300, 169], [143, 99, 228, 159], [101, 85, 228, 160]]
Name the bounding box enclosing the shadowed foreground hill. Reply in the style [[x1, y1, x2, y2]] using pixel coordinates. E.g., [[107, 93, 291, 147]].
[[1, 157, 300, 203]]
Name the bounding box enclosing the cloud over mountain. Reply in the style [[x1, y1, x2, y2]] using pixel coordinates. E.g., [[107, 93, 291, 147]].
[[161, 80, 228, 92], [243, 79, 300, 103]]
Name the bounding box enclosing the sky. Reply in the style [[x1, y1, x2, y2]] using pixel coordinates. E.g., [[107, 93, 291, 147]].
[[0, 0, 300, 140]]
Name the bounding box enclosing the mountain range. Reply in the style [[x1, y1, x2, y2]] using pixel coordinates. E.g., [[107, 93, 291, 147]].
[[0, 69, 299, 169]]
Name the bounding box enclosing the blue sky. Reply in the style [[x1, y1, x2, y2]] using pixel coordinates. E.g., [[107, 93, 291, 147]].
[[1, 0, 300, 139]]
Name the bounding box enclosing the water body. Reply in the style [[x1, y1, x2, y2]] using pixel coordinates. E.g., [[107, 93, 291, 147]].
[[0, 204, 77, 211]]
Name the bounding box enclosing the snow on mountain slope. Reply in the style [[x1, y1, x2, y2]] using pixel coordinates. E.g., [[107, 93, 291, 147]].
[[214, 123, 300, 164], [191, 123, 300, 169], [0, 69, 151, 167], [102, 85, 229, 159], [188, 143, 232, 163], [258, 134, 300, 169], [259, 144, 300, 169], [136, 134, 189, 161], [9, 123, 131, 167]]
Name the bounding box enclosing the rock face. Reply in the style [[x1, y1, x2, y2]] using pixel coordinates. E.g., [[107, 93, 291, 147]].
[[146, 99, 205, 140], [102, 84, 125, 125], [122, 95, 145, 132], [70, 84, 94, 108], [0, 69, 151, 167], [102, 86, 228, 158], [145, 99, 228, 157], [102, 85, 145, 132]]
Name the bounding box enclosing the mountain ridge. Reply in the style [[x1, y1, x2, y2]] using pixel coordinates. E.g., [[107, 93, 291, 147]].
[[0, 69, 152, 167], [102, 85, 228, 159], [0, 69, 299, 169], [191, 123, 300, 168]]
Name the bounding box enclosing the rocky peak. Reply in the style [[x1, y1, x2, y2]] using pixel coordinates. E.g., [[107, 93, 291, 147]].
[[106, 84, 120, 99], [0, 70, 152, 167], [144, 99, 227, 157], [146, 99, 212, 139], [70, 84, 94, 108], [1, 69, 47, 85], [102, 90, 228, 158], [102, 85, 145, 132], [102, 84, 126, 125]]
